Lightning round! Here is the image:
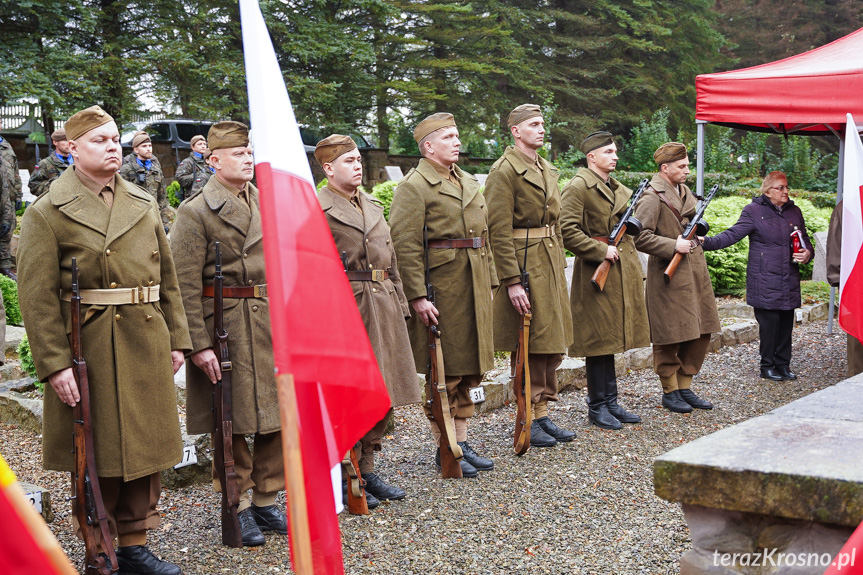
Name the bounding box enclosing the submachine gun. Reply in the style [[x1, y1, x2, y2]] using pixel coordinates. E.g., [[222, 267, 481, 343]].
[[212, 242, 243, 547], [424, 226, 464, 478], [70, 258, 118, 575], [512, 227, 533, 455], [663, 184, 719, 284], [590, 179, 648, 292]]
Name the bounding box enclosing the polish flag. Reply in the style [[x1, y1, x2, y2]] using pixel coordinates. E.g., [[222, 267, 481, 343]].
[[840, 114, 863, 345], [822, 519, 862, 574], [239, 1, 392, 573]]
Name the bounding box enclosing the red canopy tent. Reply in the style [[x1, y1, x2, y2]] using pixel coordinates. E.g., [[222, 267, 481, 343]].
[[693, 26, 863, 196]]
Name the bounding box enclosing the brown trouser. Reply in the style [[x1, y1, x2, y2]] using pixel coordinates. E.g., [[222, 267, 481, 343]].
[[849, 334, 863, 377], [423, 373, 482, 421], [72, 473, 160, 548], [653, 334, 712, 390], [515, 352, 562, 406], [214, 431, 285, 511], [359, 409, 393, 475]]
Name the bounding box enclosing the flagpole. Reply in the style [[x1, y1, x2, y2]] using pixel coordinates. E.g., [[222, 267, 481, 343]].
[[278, 373, 313, 574]]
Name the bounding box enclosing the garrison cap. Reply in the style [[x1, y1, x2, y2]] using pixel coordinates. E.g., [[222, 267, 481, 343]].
[[51, 129, 67, 141], [207, 121, 250, 151], [580, 131, 614, 154], [64, 105, 114, 141], [507, 104, 543, 129], [132, 131, 151, 148], [190, 135, 206, 147], [314, 134, 358, 166], [413, 113, 456, 144], [654, 142, 688, 166]]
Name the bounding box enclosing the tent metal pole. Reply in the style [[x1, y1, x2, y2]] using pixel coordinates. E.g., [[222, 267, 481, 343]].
[[829, 132, 845, 335], [829, 287, 835, 335], [696, 120, 706, 198]]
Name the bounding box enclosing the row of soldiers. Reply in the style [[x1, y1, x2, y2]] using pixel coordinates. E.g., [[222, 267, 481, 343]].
[[16, 102, 719, 573]]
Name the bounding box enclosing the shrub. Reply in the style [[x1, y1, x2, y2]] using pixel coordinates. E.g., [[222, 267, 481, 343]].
[[167, 181, 181, 208], [18, 335, 41, 390], [0, 275, 22, 326], [371, 180, 398, 220]]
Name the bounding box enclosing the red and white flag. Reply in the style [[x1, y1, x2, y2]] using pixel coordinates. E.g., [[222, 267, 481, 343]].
[[239, 1, 392, 572], [840, 114, 863, 344]]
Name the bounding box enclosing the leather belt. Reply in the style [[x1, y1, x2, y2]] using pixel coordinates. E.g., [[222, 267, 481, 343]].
[[591, 235, 610, 244], [427, 237, 485, 249], [346, 270, 389, 281], [60, 286, 161, 305], [202, 284, 268, 298], [512, 225, 555, 239]]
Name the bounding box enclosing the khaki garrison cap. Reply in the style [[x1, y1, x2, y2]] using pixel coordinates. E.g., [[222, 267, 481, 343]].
[[314, 135, 357, 166], [413, 113, 456, 144], [507, 104, 543, 129], [654, 142, 688, 166], [51, 129, 67, 141], [64, 106, 114, 141], [190, 135, 206, 147], [132, 131, 151, 148], [580, 131, 614, 155], [208, 121, 250, 151]]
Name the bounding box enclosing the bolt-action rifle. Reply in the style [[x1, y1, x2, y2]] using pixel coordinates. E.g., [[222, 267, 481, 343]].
[[70, 258, 118, 575], [591, 179, 648, 292], [513, 226, 533, 456], [663, 184, 719, 284], [212, 242, 242, 547], [424, 226, 463, 478]]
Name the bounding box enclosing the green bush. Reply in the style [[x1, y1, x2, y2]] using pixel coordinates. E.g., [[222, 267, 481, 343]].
[[18, 335, 41, 390], [0, 275, 22, 326], [166, 180, 181, 208], [371, 180, 398, 220]]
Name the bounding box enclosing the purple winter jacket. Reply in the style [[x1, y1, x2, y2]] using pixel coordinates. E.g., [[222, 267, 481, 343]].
[[702, 195, 811, 310]]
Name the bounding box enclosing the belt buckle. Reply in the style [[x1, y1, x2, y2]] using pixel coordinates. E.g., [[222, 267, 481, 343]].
[[134, 287, 142, 304], [254, 284, 268, 298], [472, 237, 482, 249], [372, 270, 385, 282]]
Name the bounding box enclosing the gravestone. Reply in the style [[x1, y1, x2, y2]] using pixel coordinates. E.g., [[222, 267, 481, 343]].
[[384, 166, 404, 182]]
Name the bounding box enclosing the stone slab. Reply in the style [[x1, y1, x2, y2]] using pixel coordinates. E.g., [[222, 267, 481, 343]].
[[384, 166, 404, 181], [5, 326, 25, 357], [654, 379, 863, 527], [0, 391, 43, 434], [19, 482, 53, 523]]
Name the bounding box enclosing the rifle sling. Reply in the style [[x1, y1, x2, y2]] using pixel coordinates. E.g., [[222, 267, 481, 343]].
[[434, 332, 463, 461], [656, 191, 685, 224]]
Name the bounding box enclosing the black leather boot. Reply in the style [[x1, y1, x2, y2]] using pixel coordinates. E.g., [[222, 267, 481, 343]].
[[662, 390, 693, 413], [678, 389, 713, 410], [586, 358, 622, 430], [775, 366, 798, 380], [530, 422, 557, 447], [251, 503, 287, 534], [457, 441, 494, 471], [604, 357, 641, 423], [435, 448, 478, 478], [116, 545, 182, 575], [364, 473, 406, 501], [535, 416, 575, 442], [761, 367, 784, 381], [238, 508, 265, 546]]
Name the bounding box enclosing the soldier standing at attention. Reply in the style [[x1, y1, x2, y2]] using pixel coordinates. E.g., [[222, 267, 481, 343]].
[[29, 129, 74, 197], [315, 134, 421, 506], [119, 131, 169, 231], [389, 113, 498, 478], [17, 105, 191, 575], [560, 132, 650, 429], [633, 143, 720, 413], [174, 134, 213, 201], [0, 118, 21, 279], [171, 121, 286, 547], [485, 104, 575, 447]]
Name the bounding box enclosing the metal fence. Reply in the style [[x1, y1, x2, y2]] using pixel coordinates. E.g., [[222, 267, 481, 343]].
[[0, 102, 167, 133]]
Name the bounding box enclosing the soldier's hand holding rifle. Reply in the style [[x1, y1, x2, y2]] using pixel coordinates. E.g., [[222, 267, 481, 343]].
[[192, 349, 222, 384], [412, 297, 439, 326]]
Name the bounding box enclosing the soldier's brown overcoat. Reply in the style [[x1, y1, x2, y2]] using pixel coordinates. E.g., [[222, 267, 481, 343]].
[[318, 186, 421, 407], [170, 176, 278, 435], [485, 146, 572, 353], [633, 174, 721, 345], [389, 159, 498, 376], [17, 168, 191, 480], [560, 168, 650, 357]]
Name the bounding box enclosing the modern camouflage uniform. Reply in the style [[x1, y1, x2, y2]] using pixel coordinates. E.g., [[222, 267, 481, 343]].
[[29, 152, 73, 197], [174, 152, 212, 200], [118, 153, 170, 229], [0, 137, 20, 269]]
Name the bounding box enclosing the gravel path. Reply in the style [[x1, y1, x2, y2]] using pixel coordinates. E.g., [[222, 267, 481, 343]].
[[0, 319, 847, 574]]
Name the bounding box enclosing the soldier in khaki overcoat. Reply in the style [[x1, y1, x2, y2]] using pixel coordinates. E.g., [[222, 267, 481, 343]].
[[633, 143, 720, 413], [29, 128, 74, 197], [825, 202, 863, 376], [485, 104, 575, 447], [171, 121, 285, 547], [18, 106, 190, 574], [315, 134, 421, 506], [561, 131, 650, 430], [389, 113, 498, 478]]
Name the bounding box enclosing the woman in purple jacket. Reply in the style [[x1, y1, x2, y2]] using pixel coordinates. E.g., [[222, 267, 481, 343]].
[[701, 171, 812, 381]]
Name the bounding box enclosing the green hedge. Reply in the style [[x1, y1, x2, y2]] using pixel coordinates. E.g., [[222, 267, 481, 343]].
[[18, 335, 41, 390], [0, 275, 21, 326], [167, 180, 182, 208]]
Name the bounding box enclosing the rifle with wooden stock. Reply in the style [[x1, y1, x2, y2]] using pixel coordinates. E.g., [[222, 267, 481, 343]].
[[70, 258, 118, 575], [424, 226, 463, 478], [591, 179, 648, 292], [212, 241, 242, 548], [663, 184, 719, 284], [338, 251, 370, 514], [512, 227, 532, 456]]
